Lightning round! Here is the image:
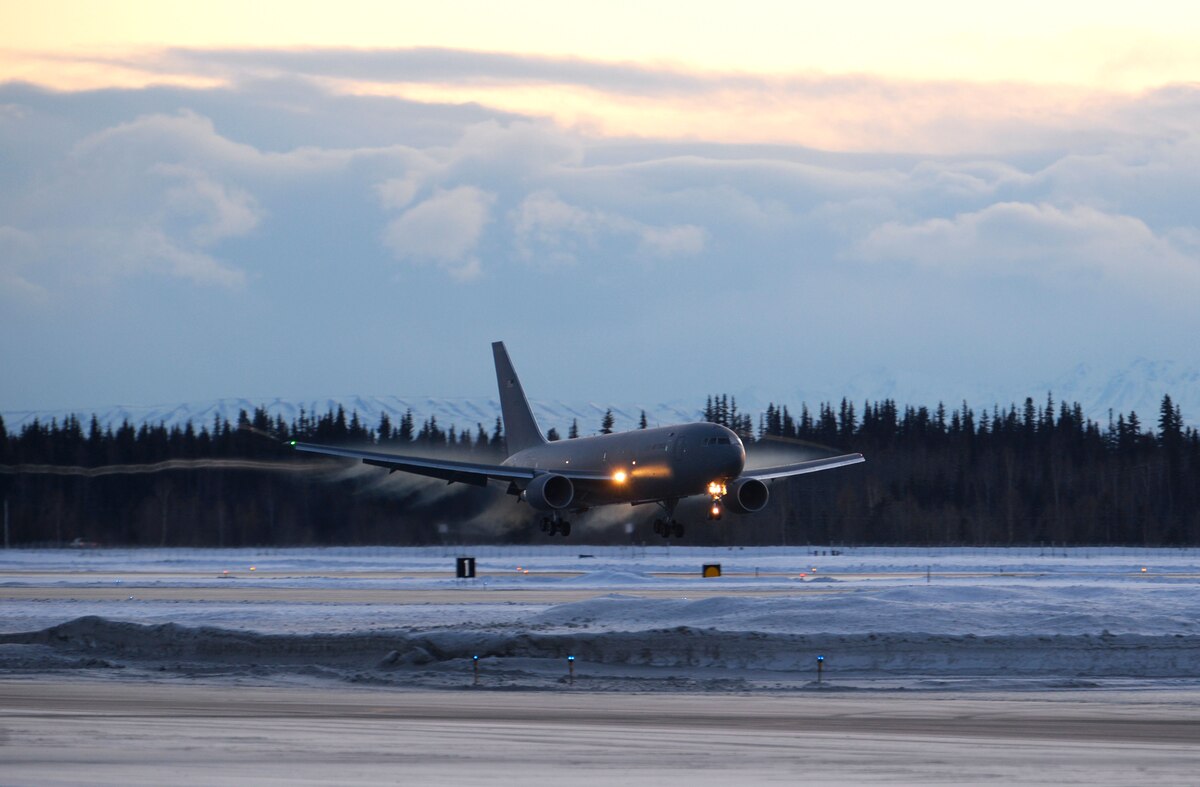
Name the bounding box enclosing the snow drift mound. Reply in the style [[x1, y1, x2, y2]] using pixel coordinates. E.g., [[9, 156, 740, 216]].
[[3, 616, 1200, 688]]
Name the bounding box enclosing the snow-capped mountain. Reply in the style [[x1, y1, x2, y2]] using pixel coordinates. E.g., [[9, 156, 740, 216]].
[[0, 396, 703, 438], [3, 359, 1197, 435]]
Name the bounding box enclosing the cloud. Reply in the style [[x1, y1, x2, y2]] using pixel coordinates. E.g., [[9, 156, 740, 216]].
[[856, 202, 1200, 295], [126, 227, 248, 288], [139, 47, 739, 97], [2, 75, 1199, 412], [381, 186, 495, 281], [512, 190, 601, 265], [374, 175, 421, 211], [637, 224, 706, 258], [0, 103, 27, 121], [30, 112, 268, 289], [155, 164, 261, 245], [513, 190, 705, 265], [59, 46, 1166, 154]]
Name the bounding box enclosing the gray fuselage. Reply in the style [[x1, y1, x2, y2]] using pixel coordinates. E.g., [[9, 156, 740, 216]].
[[504, 422, 745, 507]]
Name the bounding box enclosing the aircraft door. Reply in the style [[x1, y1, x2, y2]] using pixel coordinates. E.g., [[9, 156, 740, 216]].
[[673, 435, 687, 460]]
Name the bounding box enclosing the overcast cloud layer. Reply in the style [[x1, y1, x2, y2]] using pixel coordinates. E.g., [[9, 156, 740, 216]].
[[1, 49, 1199, 413]]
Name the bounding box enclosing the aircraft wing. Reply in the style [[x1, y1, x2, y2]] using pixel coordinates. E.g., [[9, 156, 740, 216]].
[[740, 452, 865, 481], [290, 442, 611, 486]]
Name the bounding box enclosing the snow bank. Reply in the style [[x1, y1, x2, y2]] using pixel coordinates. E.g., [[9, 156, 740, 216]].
[[3, 616, 1198, 690]]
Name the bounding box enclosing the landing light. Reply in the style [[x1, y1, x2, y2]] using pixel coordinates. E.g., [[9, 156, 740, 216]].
[[612, 470, 628, 484], [707, 481, 726, 497]]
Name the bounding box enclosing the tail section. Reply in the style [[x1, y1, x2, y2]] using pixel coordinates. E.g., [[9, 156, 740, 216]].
[[492, 341, 547, 456]]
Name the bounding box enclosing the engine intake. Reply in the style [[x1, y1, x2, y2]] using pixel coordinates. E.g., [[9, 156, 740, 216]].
[[524, 473, 574, 511], [724, 477, 769, 514]]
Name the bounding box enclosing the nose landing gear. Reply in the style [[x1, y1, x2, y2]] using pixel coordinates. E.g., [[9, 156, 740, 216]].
[[706, 481, 727, 521]]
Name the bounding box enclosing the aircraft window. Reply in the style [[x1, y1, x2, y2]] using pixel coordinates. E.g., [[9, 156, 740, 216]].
[[719, 437, 731, 445]]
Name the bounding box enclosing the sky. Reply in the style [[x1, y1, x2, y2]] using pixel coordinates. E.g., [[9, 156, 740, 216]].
[[2, 1, 1199, 413]]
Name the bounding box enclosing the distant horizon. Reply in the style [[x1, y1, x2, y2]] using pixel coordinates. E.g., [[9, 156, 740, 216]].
[[5, 354, 1198, 433]]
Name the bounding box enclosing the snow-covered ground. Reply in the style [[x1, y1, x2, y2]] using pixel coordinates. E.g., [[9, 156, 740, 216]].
[[2, 545, 1199, 692]]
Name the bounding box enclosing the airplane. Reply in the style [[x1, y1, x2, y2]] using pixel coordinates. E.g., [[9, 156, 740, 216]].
[[290, 342, 864, 538]]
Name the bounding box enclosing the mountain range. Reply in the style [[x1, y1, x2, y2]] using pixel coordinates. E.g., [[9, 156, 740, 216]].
[[4, 359, 1197, 436]]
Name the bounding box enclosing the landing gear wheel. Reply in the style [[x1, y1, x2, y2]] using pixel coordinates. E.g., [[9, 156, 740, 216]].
[[560, 521, 572, 537], [652, 519, 663, 536], [540, 518, 550, 533], [672, 522, 685, 538]]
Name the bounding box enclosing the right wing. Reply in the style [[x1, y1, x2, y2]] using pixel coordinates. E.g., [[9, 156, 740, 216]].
[[740, 453, 865, 481], [290, 442, 610, 487]]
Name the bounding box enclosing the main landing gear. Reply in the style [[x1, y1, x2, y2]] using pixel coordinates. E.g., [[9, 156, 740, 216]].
[[652, 518, 684, 538], [540, 516, 572, 537], [653, 498, 684, 539]]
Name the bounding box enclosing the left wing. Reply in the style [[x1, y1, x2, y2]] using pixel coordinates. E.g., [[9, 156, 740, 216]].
[[290, 442, 611, 486], [740, 452, 864, 481]]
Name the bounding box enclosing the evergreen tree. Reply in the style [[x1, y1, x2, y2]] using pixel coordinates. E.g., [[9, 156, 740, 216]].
[[600, 409, 615, 435], [1160, 394, 1183, 447]]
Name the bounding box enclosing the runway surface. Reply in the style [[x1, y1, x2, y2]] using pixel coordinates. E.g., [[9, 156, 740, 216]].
[[2, 679, 1198, 785], [4, 546, 1200, 782]]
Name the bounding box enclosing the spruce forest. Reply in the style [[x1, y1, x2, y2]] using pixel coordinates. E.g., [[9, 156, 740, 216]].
[[2, 393, 1198, 546]]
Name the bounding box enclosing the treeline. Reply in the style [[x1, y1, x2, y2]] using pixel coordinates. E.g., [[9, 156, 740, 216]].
[[0, 405, 521, 547], [1, 393, 1198, 546], [724, 394, 1200, 546]]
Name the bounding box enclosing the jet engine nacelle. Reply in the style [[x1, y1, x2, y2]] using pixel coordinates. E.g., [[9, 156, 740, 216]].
[[724, 477, 769, 514], [524, 473, 575, 511]]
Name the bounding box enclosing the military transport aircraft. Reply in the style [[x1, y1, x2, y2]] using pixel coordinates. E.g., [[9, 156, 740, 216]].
[[291, 342, 864, 538]]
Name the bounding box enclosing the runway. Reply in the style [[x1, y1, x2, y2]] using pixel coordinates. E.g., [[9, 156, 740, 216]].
[[2, 680, 1198, 785], [0, 581, 854, 605], [4, 546, 1200, 782]]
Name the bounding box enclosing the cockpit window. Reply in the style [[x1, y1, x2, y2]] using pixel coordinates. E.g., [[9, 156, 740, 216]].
[[703, 437, 733, 446]]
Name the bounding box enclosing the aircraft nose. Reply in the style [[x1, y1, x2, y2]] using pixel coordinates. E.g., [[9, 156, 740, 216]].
[[724, 442, 746, 478]]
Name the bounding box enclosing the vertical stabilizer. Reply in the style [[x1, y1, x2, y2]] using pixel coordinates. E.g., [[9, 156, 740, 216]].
[[492, 342, 547, 456]]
